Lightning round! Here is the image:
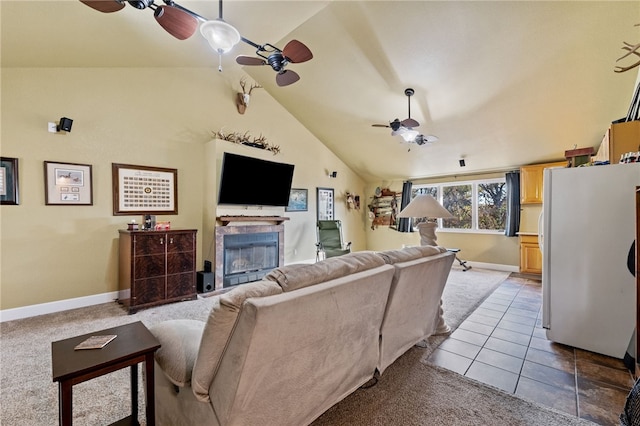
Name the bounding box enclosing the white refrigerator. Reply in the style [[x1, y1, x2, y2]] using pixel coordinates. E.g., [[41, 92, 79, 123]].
[[541, 163, 638, 359]]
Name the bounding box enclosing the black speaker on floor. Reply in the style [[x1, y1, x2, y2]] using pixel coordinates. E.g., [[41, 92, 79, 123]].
[[197, 271, 214, 293]]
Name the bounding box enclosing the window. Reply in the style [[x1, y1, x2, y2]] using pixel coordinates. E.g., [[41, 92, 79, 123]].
[[413, 178, 506, 233], [442, 184, 472, 229], [477, 181, 507, 231]]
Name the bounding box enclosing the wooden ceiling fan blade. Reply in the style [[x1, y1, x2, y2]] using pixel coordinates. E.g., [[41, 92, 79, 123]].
[[372, 124, 391, 128], [276, 70, 300, 87], [236, 56, 267, 66], [401, 118, 419, 128], [79, 0, 125, 13], [282, 40, 313, 63], [154, 6, 198, 40]]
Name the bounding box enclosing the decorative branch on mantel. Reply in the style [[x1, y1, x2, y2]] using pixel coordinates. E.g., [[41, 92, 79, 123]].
[[213, 130, 281, 155]]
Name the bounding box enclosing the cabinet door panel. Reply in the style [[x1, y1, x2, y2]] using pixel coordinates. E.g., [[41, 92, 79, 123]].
[[520, 162, 566, 204], [520, 244, 542, 273], [610, 121, 640, 164], [134, 254, 165, 279], [520, 166, 543, 204], [134, 234, 165, 255], [167, 251, 194, 275], [132, 276, 165, 304], [167, 273, 195, 299], [166, 232, 195, 253]]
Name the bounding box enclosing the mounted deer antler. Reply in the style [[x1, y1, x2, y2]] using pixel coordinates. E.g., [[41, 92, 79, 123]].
[[236, 77, 263, 114], [615, 24, 640, 73]]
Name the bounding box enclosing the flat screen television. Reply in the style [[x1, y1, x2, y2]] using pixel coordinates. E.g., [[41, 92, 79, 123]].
[[218, 152, 295, 207]]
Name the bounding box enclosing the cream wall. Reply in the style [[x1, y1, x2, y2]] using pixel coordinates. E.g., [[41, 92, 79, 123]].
[[5, 66, 632, 313], [0, 67, 367, 311]]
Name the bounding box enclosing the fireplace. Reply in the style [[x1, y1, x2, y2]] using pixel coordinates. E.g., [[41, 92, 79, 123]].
[[223, 232, 278, 287], [214, 218, 286, 291]]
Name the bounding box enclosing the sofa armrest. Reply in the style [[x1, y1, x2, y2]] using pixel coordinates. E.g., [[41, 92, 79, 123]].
[[149, 319, 205, 387]]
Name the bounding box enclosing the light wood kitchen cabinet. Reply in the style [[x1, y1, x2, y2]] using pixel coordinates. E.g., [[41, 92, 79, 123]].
[[520, 161, 566, 204], [118, 229, 197, 313], [519, 234, 542, 274], [593, 121, 640, 164]]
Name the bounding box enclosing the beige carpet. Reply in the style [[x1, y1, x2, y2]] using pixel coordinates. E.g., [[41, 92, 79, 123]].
[[0, 267, 592, 425], [313, 267, 592, 425]]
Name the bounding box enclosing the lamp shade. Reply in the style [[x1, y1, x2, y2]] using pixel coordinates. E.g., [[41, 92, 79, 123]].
[[200, 19, 241, 53], [397, 194, 453, 219]]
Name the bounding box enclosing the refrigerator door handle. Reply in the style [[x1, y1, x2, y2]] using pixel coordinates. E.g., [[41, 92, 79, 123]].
[[538, 211, 544, 254], [541, 169, 551, 330]]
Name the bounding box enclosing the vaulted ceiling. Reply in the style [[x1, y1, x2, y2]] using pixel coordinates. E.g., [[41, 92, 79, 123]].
[[2, 1, 639, 182]]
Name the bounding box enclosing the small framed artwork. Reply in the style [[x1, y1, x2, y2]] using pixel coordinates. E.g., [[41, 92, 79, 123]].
[[0, 157, 19, 205], [112, 163, 178, 216], [44, 161, 93, 205], [286, 188, 308, 212], [317, 187, 334, 220]]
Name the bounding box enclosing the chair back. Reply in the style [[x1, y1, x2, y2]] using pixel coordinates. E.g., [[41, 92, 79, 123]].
[[317, 220, 343, 250]]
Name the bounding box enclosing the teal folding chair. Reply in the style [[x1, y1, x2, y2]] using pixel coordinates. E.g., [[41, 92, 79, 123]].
[[316, 220, 352, 261]]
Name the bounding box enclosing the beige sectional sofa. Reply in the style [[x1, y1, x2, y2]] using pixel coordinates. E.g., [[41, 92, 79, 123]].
[[148, 245, 455, 426]]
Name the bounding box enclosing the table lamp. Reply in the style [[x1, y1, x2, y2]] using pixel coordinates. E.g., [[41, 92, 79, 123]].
[[397, 194, 453, 246], [398, 194, 454, 335]]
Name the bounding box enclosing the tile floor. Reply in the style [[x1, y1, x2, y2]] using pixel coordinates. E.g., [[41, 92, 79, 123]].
[[427, 274, 635, 425]]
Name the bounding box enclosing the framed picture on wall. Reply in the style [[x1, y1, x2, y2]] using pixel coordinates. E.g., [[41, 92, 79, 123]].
[[44, 161, 93, 205], [112, 163, 178, 215], [317, 187, 334, 220], [0, 157, 19, 205], [286, 188, 308, 212]]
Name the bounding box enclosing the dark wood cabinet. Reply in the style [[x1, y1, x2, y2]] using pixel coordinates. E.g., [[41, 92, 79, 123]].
[[118, 229, 197, 313]]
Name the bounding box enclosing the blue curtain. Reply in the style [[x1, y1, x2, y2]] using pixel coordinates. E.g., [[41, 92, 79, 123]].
[[504, 171, 521, 237], [397, 181, 413, 233]]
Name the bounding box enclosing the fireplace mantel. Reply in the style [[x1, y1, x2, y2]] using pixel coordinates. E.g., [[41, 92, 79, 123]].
[[216, 216, 290, 226]]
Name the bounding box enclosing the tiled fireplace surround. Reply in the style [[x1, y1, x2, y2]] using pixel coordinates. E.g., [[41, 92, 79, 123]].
[[214, 218, 285, 291]]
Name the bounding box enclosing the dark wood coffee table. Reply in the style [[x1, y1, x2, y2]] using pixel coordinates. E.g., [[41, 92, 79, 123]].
[[51, 321, 161, 426]]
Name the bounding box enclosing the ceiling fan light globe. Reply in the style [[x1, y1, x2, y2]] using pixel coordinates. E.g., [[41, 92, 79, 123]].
[[200, 20, 241, 53], [401, 129, 419, 142], [391, 127, 419, 142]]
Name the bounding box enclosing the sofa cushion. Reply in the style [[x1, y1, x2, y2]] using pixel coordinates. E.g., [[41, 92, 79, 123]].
[[377, 245, 446, 264], [149, 319, 205, 387], [264, 251, 385, 292], [191, 280, 283, 402]]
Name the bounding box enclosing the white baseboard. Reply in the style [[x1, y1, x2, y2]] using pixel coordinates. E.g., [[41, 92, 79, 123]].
[[0, 291, 120, 323], [286, 258, 317, 265], [0, 260, 518, 322], [460, 261, 519, 273]]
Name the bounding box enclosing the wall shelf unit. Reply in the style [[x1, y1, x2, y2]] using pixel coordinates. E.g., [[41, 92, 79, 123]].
[[368, 189, 399, 230]]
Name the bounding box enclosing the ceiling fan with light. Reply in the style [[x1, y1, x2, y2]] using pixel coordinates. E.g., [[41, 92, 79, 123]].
[[236, 40, 313, 87], [372, 88, 438, 146], [78, 0, 313, 86]]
